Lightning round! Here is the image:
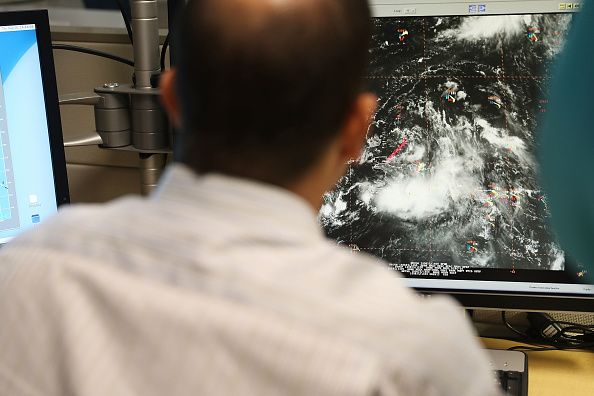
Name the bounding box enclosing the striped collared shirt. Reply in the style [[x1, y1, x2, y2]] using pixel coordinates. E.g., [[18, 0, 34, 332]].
[[0, 164, 500, 396]]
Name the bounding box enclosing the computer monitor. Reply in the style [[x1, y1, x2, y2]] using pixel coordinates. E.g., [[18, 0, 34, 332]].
[[320, 0, 594, 311], [0, 10, 69, 245]]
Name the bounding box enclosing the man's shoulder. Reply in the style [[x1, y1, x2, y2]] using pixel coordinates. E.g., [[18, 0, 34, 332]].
[[1, 196, 156, 274], [294, 243, 472, 338], [8, 196, 151, 246], [305, 245, 496, 394]]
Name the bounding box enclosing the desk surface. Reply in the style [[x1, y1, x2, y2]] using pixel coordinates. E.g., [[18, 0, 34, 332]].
[[481, 338, 594, 395]]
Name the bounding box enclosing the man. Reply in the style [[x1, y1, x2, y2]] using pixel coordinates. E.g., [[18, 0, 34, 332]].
[[0, 0, 499, 395]]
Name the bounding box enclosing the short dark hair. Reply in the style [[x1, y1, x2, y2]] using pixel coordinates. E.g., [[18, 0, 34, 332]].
[[174, 0, 372, 185]]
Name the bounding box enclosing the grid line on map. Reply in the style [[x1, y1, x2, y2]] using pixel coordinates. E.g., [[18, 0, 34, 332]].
[[499, 34, 518, 272], [0, 67, 20, 232], [366, 75, 550, 80], [358, 247, 557, 258], [0, 130, 11, 222], [422, 17, 435, 265], [499, 34, 506, 76]]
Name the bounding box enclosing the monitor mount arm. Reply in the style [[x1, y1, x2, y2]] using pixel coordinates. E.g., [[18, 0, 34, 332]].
[[60, 0, 171, 196]]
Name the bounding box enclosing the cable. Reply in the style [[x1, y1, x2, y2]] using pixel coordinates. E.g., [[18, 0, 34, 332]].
[[52, 44, 134, 67], [508, 341, 594, 352], [115, 0, 133, 44], [501, 311, 530, 339], [561, 326, 592, 337], [160, 33, 170, 71], [499, 312, 594, 352], [551, 320, 594, 330]]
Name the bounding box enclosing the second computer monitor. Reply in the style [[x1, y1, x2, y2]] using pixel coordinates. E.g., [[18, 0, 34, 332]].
[[320, 0, 593, 310]]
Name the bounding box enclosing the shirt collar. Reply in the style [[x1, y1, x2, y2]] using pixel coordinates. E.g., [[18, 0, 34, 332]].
[[152, 164, 325, 243]]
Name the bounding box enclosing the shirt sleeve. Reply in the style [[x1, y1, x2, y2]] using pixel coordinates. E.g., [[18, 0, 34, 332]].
[[379, 296, 504, 396]]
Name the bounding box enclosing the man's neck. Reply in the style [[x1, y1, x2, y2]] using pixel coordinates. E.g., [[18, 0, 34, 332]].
[[287, 182, 325, 212], [286, 150, 345, 212]]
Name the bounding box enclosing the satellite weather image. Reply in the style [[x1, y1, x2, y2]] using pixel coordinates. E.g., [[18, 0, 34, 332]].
[[320, 14, 573, 276]]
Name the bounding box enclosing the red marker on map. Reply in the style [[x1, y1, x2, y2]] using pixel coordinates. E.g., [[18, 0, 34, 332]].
[[386, 137, 408, 162]]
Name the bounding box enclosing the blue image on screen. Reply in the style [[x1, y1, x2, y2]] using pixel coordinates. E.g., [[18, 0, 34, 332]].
[[0, 26, 59, 243], [0, 29, 36, 82]]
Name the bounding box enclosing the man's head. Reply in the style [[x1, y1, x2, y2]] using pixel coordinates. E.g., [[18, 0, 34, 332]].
[[161, 0, 376, 198]]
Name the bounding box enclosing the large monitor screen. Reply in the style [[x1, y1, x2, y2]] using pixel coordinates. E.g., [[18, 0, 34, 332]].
[[320, 1, 594, 304], [0, 12, 68, 244]]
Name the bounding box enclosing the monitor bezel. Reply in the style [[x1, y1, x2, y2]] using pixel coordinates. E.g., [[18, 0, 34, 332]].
[[365, 10, 594, 312], [422, 289, 594, 312], [0, 10, 70, 209]]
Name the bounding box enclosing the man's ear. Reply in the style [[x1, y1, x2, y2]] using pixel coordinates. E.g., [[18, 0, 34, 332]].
[[160, 68, 181, 127], [340, 93, 377, 162]]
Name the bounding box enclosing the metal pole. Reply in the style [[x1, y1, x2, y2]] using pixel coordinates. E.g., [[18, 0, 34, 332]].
[[130, 0, 167, 151], [139, 153, 167, 196], [131, 0, 167, 194], [131, 0, 160, 89]]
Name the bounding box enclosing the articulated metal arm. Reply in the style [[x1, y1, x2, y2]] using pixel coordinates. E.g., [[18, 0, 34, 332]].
[[59, 0, 173, 195]]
